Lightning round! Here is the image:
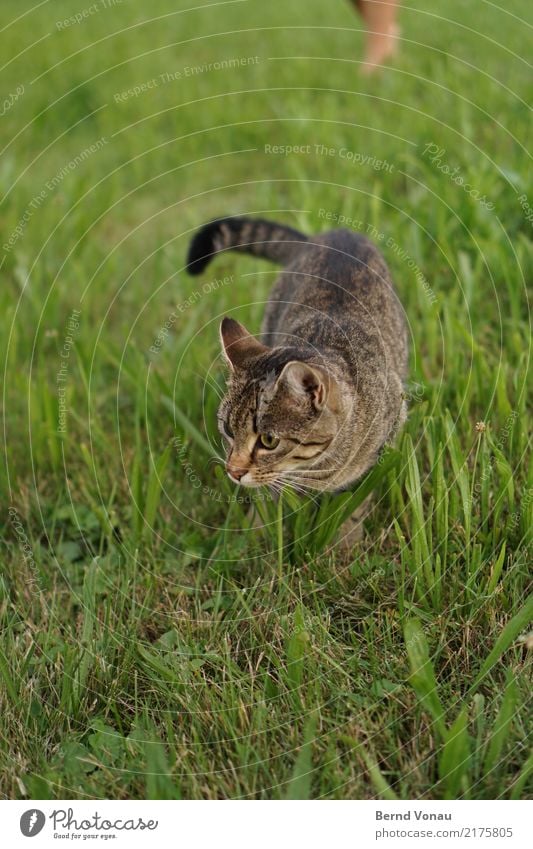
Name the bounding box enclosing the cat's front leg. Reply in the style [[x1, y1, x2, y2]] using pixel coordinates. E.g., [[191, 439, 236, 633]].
[[336, 494, 374, 551]]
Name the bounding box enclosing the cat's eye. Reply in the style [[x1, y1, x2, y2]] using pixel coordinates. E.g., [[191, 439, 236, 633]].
[[223, 421, 234, 440], [258, 432, 280, 450]]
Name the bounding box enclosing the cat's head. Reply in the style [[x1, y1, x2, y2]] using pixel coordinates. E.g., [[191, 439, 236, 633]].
[[217, 317, 348, 491]]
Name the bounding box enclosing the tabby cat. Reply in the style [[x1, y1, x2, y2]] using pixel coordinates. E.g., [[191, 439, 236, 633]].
[[187, 216, 408, 495]]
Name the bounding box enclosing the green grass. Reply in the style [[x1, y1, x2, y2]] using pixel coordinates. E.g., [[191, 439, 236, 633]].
[[0, 0, 531, 799]]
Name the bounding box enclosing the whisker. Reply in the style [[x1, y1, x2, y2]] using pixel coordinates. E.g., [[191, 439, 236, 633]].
[[265, 482, 284, 498], [284, 467, 340, 475], [207, 454, 226, 467], [276, 475, 320, 496], [281, 473, 329, 485], [280, 474, 337, 493], [279, 480, 307, 495]]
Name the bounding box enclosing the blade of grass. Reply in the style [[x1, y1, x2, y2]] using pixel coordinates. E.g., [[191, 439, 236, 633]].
[[160, 395, 215, 457], [439, 707, 471, 799], [404, 619, 446, 739], [509, 751, 533, 800], [285, 714, 316, 800], [0, 645, 19, 704], [143, 443, 172, 538], [467, 594, 533, 696], [483, 668, 517, 778], [358, 743, 399, 800]]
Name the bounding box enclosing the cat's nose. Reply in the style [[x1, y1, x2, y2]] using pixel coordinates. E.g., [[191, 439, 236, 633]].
[[226, 463, 247, 482]]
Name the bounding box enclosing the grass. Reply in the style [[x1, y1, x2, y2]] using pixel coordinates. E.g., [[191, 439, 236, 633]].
[[0, 0, 531, 799]]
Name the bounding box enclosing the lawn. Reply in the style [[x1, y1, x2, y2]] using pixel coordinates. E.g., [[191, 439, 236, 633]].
[[0, 0, 531, 799]]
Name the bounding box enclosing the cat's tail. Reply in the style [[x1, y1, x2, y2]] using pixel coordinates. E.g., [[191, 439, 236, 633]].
[[186, 216, 308, 275]]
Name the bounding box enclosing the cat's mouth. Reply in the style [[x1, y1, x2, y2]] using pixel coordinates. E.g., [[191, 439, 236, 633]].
[[226, 469, 261, 487]]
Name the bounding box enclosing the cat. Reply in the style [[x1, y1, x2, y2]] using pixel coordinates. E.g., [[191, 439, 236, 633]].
[[187, 216, 408, 500]]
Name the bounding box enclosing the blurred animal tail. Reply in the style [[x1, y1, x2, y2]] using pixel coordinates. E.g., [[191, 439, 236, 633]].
[[186, 216, 308, 275]]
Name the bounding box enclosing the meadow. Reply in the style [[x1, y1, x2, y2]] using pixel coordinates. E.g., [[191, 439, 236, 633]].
[[0, 0, 531, 799]]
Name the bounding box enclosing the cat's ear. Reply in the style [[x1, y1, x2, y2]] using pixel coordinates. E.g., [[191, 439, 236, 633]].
[[277, 361, 333, 411], [220, 317, 269, 370]]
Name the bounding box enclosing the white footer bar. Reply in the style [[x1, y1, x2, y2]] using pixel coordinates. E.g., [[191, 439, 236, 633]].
[[1, 799, 531, 848]]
